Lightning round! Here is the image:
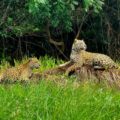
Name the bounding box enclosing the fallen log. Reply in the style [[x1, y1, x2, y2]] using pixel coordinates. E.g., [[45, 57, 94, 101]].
[[40, 61, 120, 87]]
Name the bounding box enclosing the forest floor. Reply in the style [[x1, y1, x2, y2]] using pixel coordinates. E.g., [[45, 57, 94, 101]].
[[0, 56, 120, 120]]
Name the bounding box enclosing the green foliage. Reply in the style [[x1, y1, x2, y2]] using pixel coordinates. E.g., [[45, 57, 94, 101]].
[[0, 0, 104, 37], [0, 0, 30, 37], [40, 55, 64, 71], [28, 0, 76, 32], [0, 80, 120, 119], [28, 0, 104, 32], [83, 0, 104, 13]]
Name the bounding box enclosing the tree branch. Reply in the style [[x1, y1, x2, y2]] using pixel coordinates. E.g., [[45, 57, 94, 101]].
[[46, 20, 65, 47]]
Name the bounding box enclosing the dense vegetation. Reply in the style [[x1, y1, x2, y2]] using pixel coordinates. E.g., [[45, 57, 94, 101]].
[[0, 0, 119, 63], [0, 1, 120, 119], [1, 82, 120, 120]]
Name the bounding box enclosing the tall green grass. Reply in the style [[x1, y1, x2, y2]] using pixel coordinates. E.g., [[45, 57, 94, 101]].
[[0, 56, 120, 120], [0, 82, 120, 120]]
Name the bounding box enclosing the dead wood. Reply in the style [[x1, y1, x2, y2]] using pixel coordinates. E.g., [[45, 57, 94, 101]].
[[42, 61, 120, 87]]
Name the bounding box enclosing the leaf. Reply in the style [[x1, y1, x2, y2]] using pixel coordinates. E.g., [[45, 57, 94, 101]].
[[34, 0, 46, 4], [70, 4, 75, 10], [73, 1, 78, 5]]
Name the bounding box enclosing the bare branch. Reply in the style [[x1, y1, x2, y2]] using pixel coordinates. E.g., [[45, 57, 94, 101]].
[[75, 11, 91, 39], [46, 20, 65, 48]]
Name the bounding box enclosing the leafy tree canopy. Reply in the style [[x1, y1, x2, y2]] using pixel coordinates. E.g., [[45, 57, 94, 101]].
[[0, 0, 104, 37]]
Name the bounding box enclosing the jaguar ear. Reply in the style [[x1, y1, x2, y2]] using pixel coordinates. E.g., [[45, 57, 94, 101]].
[[81, 39, 86, 43], [74, 38, 78, 42]]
